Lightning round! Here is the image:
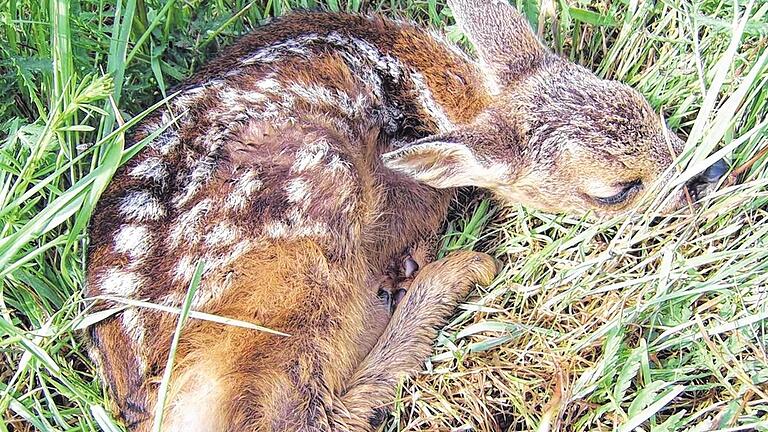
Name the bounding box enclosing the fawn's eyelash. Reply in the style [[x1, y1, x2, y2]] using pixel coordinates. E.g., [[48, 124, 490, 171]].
[[592, 180, 642, 206]]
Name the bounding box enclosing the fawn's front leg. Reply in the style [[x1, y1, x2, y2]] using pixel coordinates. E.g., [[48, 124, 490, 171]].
[[329, 251, 498, 430]]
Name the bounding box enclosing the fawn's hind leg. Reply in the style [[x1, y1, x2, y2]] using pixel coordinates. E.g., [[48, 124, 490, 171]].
[[329, 250, 497, 430], [89, 317, 154, 431], [213, 251, 495, 432]]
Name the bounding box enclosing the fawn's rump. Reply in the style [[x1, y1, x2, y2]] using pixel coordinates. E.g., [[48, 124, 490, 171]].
[[94, 238, 391, 431]]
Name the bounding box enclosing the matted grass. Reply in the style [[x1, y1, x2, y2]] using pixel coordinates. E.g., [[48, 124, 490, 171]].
[[1, 0, 766, 431]]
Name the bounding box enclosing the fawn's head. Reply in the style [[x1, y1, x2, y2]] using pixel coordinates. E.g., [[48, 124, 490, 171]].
[[384, 0, 726, 216]]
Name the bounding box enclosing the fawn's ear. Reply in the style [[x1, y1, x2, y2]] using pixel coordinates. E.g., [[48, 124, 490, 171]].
[[382, 134, 508, 189], [447, 0, 547, 87]]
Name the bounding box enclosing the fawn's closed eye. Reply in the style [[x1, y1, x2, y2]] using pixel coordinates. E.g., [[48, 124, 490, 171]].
[[589, 179, 642, 206]]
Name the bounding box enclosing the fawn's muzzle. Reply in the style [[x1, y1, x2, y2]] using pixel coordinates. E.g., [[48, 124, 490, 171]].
[[686, 158, 729, 200]]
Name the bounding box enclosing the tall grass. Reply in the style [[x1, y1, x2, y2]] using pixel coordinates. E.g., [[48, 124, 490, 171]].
[[1, 0, 766, 431]]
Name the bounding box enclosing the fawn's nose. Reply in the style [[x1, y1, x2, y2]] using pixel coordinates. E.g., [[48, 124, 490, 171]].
[[686, 159, 729, 200]]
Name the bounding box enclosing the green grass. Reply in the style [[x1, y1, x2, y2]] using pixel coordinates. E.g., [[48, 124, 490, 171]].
[[1, 0, 767, 431]]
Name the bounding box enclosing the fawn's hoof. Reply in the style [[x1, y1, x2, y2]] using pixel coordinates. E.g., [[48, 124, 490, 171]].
[[403, 256, 419, 278], [459, 251, 498, 286], [377, 288, 391, 304], [418, 251, 498, 289], [393, 287, 408, 306]]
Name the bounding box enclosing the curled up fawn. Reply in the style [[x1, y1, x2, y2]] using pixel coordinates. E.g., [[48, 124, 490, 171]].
[[85, 1, 728, 430]]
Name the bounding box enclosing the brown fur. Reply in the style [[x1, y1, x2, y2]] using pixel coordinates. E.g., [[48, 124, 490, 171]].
[[86, 2, 724, 431]]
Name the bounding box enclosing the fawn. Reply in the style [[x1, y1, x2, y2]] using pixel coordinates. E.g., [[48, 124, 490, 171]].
[[86, 1, 727, 430]]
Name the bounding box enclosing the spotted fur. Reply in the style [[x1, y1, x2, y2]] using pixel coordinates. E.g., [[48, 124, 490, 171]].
[[86, 3, 722, 431]]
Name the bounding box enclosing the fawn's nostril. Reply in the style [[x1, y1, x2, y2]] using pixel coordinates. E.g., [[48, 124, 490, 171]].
[[700, 159, 729, 183], [686, 158, 729, 200]]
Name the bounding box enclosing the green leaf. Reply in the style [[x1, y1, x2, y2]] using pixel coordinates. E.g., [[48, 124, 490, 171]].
[[568, 7, 617, 27], [613, 342, 645, 403]]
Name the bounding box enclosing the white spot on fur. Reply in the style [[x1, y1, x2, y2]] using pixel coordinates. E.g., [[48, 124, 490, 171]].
[[170, 199, 212, 246], [220, 87, 267, 107], [287, 83, 369, 119], [226, 169, 263, 210], [290, 83, 336, 106], [150, 133, 179, 155], [288, 209, 328, 237], [206, 240, 252, 273], [327, 155, 351, 175], [130, 157, 168, 183], [292, 139, 330, 173], [119, 191, 166, 221], [159, 292, 184, 308], [410, 71, 454, 132], [263, 211, 328, 240], [100, 268, 141, 297], [173, 158, 217, 208], [347, 36, 402, 79], [294, 223, 328, 237], [285, 178, 310, 203], [256, 78, 282, 91], [172, 80, 224, 111], [114, 225, 151, 259], [174, 255, 198, 283], [121, 308, 147, 373], [213, 82, 293, 124], [160, 112, 173, 128], [265, 221, 289, 238], [241, 35, 318, 64], [204, 223, 238, 247]]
